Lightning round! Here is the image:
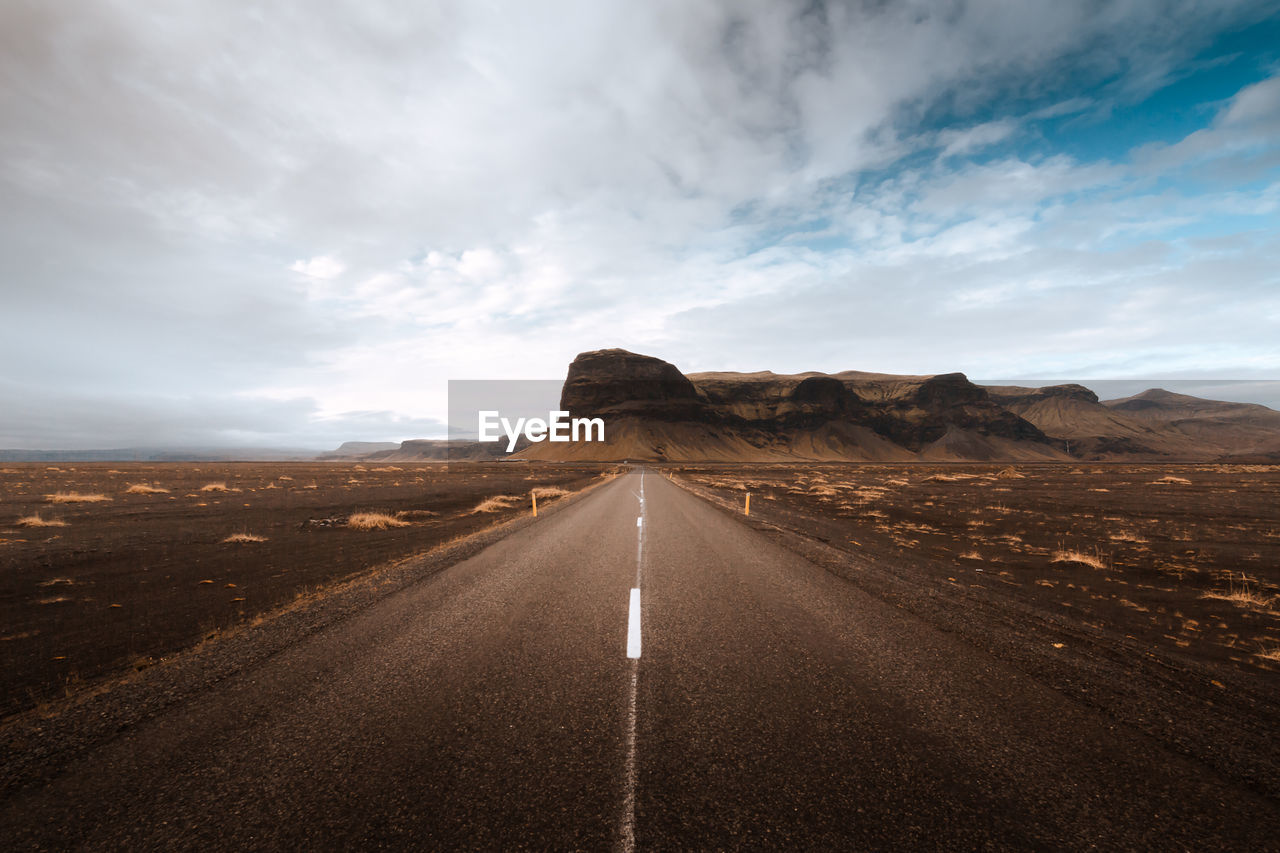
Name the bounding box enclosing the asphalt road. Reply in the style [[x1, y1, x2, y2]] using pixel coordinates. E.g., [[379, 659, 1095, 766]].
[[4, 469, 1278, 850]]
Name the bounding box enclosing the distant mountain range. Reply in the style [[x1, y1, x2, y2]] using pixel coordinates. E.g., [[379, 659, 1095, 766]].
[[8, 350, 1278, 463], [509, 349, 1280, 462], [0, 447, 319, 463]]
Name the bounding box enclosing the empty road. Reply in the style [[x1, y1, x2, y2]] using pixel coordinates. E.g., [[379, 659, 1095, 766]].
[[4, 469, 1277, 850]]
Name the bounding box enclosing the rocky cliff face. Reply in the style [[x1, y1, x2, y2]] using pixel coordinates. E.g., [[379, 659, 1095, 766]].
[[559, 349, 704, 421], [858, 372, 1051, 451]]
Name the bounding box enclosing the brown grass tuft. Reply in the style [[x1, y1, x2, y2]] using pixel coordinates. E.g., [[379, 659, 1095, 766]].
[[923, 473, 981, 483], [471, 495, 523, 513], [1051, 548, 1108, 570], [1151, 475, 1191, 485], [347, 512, 410, 530], [395, 509, 439, 521], [995, 467, 1025, 479], [222, 532, 268, 543], [531, 486, 572, 499], [200, 482, 241, 493], [46, 492, 110, 503], [16, 514, 68, 528], [124, 484, 169, 494], [1202, 574, 1275, 610]]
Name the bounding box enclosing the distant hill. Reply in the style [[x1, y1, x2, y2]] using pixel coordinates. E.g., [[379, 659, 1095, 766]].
[[352, 438, 530, 462], [319, 352, 1280, 464], [1101, 389, 1280, 460], [982, 384, 1193, 458], [317, 441, 401, 460], [0, 447, 316, 462]]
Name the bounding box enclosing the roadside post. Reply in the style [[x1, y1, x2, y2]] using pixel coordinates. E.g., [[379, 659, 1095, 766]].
[[532, 490, 538, 517], [745, 492, 751, 516]]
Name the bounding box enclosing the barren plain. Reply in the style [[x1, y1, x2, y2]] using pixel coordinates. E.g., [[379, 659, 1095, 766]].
[[671, 463, 1280, 674], [0, 461, 609, 717], [664, 462, 1280, 803]]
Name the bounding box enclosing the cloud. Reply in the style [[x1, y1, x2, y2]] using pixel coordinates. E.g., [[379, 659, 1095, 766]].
[[290, 255, 347, 280], [937, 120, 1019, 159], [0, 378, 443, 450], [1, 1, 1277, 447], [1136, 71, 1280, 171]]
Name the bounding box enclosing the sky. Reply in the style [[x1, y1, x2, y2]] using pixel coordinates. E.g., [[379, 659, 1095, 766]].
[[2, 0, 1279, 449]]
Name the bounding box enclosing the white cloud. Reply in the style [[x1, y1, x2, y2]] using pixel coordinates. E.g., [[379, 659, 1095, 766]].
[[1, 1, 1276, 447], [937, 120, 1019, 159], [290, 255, 347, 279]]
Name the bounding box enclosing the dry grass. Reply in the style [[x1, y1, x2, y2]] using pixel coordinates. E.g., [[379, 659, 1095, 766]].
[[347, 511, 410, 530], [995, 467, 1025, 479], [1202, 574, 1276, 610], [1051, 548, 1108, 570], [222, 532, 268, 543], [395, 509, 439, 521], [45, 492, 110, 503], [471, 495, 523, 513], [124, 484, 169, 495], [200, 482, 241, 493], [531, 485, 572, 499], [1257, 644, 1280, 663], [1152, 475, 1192, 485], [959, 550, 982, 560], [923, 473, 981, 483], [16, 514, 68, 528]]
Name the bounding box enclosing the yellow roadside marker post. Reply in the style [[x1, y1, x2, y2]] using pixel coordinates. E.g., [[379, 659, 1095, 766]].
[[532, 490, 538, 517], [745, 492, 751, 516]]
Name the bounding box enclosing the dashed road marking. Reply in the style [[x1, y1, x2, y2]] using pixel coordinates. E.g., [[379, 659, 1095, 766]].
[[627, 588, 642, 659]]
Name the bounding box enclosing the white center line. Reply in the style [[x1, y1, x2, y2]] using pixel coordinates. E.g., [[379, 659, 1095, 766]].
[[626, 588, 642, 659], [619, 661, 639, 853], [620, 470, 646, 853]]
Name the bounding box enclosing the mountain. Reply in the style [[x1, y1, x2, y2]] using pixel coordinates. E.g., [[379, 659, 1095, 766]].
[[1102, 389, 1280, 459], [977, 384, 1280, 459], [320, 353, 1280, 464], [0, 447, 317, 462], [318, 441, 400, 460], [981, 384, 1193, 458], [357, 438, 532, 462], [518, 349, 1064, 462]]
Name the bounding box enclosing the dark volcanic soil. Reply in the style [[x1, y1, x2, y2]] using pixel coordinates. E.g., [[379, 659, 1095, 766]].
[[669, 463, 1280, 676], [0, 462, 609, 717], [667, 462, 1280, 800]]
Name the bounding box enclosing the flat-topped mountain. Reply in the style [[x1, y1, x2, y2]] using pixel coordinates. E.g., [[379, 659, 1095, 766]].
[[519, 349, 1064, 462], [330, 351, 1280, 463]]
